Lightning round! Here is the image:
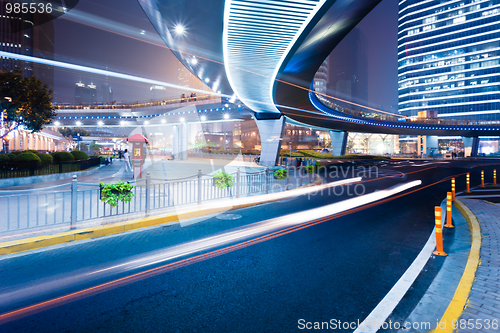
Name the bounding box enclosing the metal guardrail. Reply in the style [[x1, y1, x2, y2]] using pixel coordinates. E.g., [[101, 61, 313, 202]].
[[316, 93, 500, 126], [0, 157, 101, 179], [0, 167, 316, 233]]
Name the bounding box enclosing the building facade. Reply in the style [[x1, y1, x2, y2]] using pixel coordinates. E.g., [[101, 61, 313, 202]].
[[398, 0, 500, 121]]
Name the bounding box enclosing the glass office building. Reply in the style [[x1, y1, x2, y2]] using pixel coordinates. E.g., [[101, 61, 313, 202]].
[[398, 0, 500, 121]]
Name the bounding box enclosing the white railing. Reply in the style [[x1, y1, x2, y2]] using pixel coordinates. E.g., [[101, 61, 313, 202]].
[[0, 167, 317, 233]]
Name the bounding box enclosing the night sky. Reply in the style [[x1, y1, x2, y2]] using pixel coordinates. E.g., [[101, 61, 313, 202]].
[[48, 0, 399, 111]]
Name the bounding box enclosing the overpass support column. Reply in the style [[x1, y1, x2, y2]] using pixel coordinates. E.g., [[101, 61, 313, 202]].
[[254, 115, 285, 166], [180, 122, 188, 160], [329, 131, 348, 156], [462, 137, 479, 157], [418, 135, 438, 157], [172, 125, 179, 159]]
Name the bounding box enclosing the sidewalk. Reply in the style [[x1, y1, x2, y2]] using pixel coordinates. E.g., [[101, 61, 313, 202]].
[[457, 199, 500, 333]]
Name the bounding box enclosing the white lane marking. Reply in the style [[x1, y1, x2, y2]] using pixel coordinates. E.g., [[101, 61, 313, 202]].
[[353, 228, 436, 333]]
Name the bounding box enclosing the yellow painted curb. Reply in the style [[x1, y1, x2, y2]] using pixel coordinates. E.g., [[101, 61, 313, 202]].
[[0, 175, 323, 256], [430, 199, 482, 333]]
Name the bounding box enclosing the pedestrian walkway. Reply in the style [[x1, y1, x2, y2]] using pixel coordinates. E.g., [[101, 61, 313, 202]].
[[458, 199, 500, 333]]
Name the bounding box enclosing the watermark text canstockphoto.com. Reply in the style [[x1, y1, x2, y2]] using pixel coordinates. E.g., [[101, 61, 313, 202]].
[[297, 318, 499, 330]]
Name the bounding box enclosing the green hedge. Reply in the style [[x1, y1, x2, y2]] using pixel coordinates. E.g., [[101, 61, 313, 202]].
[[12, 152, 42, 164], [0, 154, 12, 163], [36, 152, 53, 166], [279, 149, 391, 160], [70, 150, 89, 160], [51, 151, 75, 162]]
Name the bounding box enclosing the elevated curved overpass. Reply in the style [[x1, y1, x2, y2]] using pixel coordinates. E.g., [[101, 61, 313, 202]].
[[137, 0, 500, 163]]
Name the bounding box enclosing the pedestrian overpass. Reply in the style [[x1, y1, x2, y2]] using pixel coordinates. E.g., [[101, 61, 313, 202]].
[[134, 0, 500, 164]]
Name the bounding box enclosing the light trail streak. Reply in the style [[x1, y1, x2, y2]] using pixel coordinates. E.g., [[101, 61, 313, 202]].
[[0, 51, 217, 98], [0, 180, 421, 324]]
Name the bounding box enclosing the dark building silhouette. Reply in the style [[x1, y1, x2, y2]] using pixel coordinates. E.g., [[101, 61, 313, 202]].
[[0, 6, 54, 90], [326, 27, 368, 106], [75, 82, 97, 105]]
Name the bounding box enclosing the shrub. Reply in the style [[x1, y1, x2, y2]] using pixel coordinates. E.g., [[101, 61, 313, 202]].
[[51, 151, 75, 162], [36, 152, 53, 167], [304, 165, 315, 174], [213, 171, 234, 190], [100, 181, 135, 208], [70, 150, 89, 160], [10, 151, 24, 156], [0, 154, 12, 163], [12, 152, 42, 165], [274, 168, 288, 180]]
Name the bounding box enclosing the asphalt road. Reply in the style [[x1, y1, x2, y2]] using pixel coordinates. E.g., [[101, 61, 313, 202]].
[[0, 159, 497, 333]]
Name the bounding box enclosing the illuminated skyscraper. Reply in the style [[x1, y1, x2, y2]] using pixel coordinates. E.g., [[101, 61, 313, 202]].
[[398, 0, 500, 121]]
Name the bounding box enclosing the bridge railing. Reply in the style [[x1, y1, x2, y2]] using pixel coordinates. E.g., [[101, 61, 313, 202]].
[[53, 94, 220, 110], [315, 93, 500, 126]]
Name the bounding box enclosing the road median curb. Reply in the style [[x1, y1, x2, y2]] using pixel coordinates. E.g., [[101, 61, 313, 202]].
[[0, 174, 323, 256], [430, 198, 482, 332]]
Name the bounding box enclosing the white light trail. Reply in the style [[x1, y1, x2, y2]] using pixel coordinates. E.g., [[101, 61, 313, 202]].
[[0, 179, 421, 312], [0, 51, 218, 97]]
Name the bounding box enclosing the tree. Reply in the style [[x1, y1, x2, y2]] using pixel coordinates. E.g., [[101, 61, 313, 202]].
[[0, 69, 56, 151], [58, 127, 91, 138]]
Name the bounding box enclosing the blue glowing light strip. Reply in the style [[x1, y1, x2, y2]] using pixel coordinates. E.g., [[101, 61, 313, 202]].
[[309, 92, 500, 132]]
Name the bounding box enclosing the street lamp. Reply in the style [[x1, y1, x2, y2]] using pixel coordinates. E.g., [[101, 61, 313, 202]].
[[174, 24, 185, 35]]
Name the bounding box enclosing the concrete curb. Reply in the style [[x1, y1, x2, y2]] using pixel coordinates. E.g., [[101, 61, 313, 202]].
[[430, 198, 482, 332], [0, 174, 323, 256]]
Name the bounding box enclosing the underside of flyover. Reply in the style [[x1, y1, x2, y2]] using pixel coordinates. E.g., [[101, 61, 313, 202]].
[[137, 0, 500, 164]]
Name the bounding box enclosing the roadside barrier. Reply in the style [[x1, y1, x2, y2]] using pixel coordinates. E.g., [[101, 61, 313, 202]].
[[444, 192, 454, 229], [451, 178, 455, 200], [481, 170, 485, 188], [433, 206, 447, 257], [466, 173, 470, 193], [494, 169, 497, 185]]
